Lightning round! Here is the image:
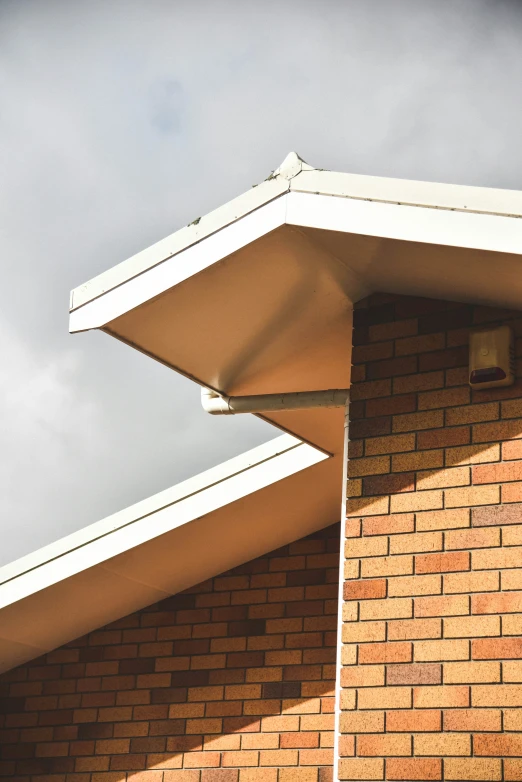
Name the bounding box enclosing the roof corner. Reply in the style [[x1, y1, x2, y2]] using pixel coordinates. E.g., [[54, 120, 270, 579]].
[[272, 151, 314, 181]]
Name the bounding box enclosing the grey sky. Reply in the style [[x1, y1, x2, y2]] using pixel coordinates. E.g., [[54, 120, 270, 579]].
[[1, 0, 521, 565]]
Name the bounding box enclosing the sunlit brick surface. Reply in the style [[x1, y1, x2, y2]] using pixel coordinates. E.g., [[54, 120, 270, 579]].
[[341, 293, 522, 781], [0, 525, 339, 782]]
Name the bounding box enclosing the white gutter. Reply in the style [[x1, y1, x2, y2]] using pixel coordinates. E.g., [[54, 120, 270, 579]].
[[201, 387, 350, 415]]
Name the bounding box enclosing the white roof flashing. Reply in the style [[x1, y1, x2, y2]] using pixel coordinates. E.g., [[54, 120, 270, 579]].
[[70, 152, 522, 314]]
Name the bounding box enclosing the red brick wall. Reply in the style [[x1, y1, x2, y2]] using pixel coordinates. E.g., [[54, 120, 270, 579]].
[[0, 524, 339, 782], [341, 294, 522, 781]]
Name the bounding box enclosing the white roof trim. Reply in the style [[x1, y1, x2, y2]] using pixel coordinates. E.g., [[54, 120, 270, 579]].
[[0, 434, 325, 611], [70, 151, 522, 316]]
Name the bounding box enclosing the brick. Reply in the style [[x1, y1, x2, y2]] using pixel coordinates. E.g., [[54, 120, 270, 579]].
[[362, 472, 415, 496], [503, 661, 522, 682], [365, 394, 417, 418], [279, 771, 317, 782], [444, 570, 499, 594], [503, 615, 522, 635], [475, 734, 522, 756], [352, 340, 394, 364], [369, 318, 417, 342], [341, 666, 384, 688], [415, 551, 469, 574], [416, 466, 470, 489], [393, 371, 444, 395], [502, 569, 522, 590], [503, 524, 522, 545], [473, 419, 522, 444], [386, 710, 440, 732], [472, 591, 522, 614], [473, 637, 522, 659], [444, 661, 500, 683], [504, 709, 522, 730], [503, 440, 522, 460], [444, 484, 499, 508], [357, 687, 412, 710], [414, 733, 470, 756], [392, 409, 443, 433], [386, 663, 441, 685], [390, 490, 443, 513], [365, 433, 415, 456], [443, 709, 501, 732], [413, 685, 469, 708], [357, 734, 411, 756], [446, 443, 500, 466], [472, 546, 522, 570], [389, 618, 441, 642], [343, 580, 386, 601], [345, 537, 388, 559], [473, 685, 522, 706], [414, 594, 469, 617], [444, 758, 501, 781], [503, 482, 522, 503], [338, 758, 383, 780], [505, 760, 522, 781], [358, 643, 412, 664], [346, 496, 389, 517], [395, 332, 445, 356], [342, 622, 385, 644], [444, 615, 499, 638], [446, 402, 499, 426], [386, 758, 441, 781], [359, 598, 412, 621], [339, 712, 384, 733], [503, 397, 522, 418], [418, 386, 469, 411], [361, 556, 413, 578], [417, 426, 469, 451], [387, 574, 441, 597], [389, 532, 442, 555], [392, 450, 443, 473], [366, 356, 418, 381], [474, 460, 522, 484], [348, 456, 390, 478], [350, 379, 391, 401], [446, 527, 499, 550], [362, 514, 414, 536], [416, 508, 470, 531], [222, 751, 259, 767]]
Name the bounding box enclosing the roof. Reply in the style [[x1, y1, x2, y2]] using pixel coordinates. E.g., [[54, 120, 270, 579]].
[[3, 152, 522, 673], [0, 434, 338, 673]]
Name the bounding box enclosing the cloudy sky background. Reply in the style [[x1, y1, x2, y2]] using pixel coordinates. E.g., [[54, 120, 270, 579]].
[[1, 0, 521, 564]]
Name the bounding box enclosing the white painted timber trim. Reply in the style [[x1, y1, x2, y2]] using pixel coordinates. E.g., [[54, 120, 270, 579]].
[[70, 158, 522, 319], [70, 177, 290, 312], [292, 169, 522, 218], [69, 181, 522, 334], [286, 191, 522, 257], [0, 435, 327, 611], [69, 195, 287, 332]]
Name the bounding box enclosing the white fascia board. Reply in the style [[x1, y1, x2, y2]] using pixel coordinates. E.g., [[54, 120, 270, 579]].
[[69, 195, 287, 333], [292, 169, 522, 218], [70, 177, 290, 312], [0, 435, 327, 611], [70, 162, 522, 322], [70, 185, 522, 335], [286, 191, 522, 257]]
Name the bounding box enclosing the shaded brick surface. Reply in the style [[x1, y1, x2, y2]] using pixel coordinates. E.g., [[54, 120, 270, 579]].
[[0, 525, 340, 782]]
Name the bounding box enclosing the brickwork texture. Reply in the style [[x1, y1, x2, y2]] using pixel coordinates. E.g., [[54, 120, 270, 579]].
[[0, 525, 339, 782], [342, 294, 522, 781]]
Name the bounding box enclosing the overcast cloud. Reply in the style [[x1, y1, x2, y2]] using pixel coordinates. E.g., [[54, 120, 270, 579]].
[[0, 0, 521, 565]]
